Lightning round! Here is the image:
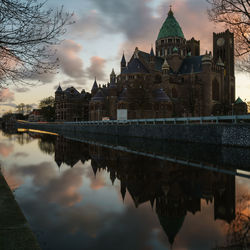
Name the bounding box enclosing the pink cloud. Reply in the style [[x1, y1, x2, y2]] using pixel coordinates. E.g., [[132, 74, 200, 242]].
[[57, 40, 85, 78], [0, 88, 14, 102], [86, 56, 107, 81], [0, 142, 14, 157], [90, 174, 106, 190]]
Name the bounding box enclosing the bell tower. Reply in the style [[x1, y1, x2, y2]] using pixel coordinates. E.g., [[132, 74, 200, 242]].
[[213, 29, 235, 104]]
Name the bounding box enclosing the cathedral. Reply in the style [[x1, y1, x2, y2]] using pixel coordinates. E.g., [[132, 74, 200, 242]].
[[56, 8, 242, 121]]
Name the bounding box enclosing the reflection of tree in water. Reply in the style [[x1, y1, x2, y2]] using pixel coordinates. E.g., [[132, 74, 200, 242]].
[[226, 193, 250, 248], [38, 135, 56, 155], [2, 130, 34, 145], [16, 133, 33, 145]]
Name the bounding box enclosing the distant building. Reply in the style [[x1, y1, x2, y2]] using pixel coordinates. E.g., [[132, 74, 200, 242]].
[[28, 109, 44, 122], [55, 86, 91, 122], [233, 97, 248, 115]]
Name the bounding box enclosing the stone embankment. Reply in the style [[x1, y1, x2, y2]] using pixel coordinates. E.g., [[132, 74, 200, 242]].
[[0, 170, 41, 250], [18, 122, 250, 147]]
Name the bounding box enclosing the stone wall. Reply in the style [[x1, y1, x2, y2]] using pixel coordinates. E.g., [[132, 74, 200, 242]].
[[18, 122, 250, 147]]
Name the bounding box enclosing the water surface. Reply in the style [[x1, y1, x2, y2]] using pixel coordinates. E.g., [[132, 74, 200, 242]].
[[0, 129, 249, 250]]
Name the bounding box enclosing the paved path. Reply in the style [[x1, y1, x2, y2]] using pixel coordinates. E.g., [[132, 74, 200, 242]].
[[0, 171, 41, 250]]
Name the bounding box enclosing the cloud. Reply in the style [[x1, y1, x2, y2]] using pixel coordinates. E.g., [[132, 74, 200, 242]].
[[0, 88, 14, 102], [86, 56, 107, 81], [57, 40, 85, 79], [0, 142, 14, 157], [13, 152, 29, 158], [0, 103, 17, 108], [41, 167, 85, 206], [70, 11, 113, 40], [88, 0, 224, 57], [13, 87, 30, 93], [29, 71, 56, 84]]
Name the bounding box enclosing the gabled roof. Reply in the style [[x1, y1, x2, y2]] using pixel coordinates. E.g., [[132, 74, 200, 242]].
[[122, 58, 150, 74], [178, 56, 203, 74], [64, 87, 80, 96], [153, 88, 171, 102], [235, 97, 244, 104], [157, 9, 185, 40], [139, 51, 164, 71], [118, 87, 128, 101], [91, 89, 105, 102]]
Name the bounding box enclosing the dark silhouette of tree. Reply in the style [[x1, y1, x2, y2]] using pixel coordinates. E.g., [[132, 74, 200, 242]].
[[39, 96, 55, 121], [207, 0, 250, 72], [0, 0, 73, 86]]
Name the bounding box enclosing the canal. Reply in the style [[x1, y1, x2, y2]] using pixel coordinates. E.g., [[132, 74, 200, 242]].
[[0, 128, 249, 250]]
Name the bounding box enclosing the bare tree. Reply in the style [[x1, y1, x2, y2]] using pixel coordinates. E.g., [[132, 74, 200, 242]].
[[0, 0, 73, 87], [207, 0, 250, 72], [16, 103, 25, 114], [226, 193, 250, 247]]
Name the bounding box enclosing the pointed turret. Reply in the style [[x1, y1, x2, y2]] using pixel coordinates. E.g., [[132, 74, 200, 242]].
[[121, 53, 126, 73], [110, 68, 116, 84], [55, 84, 62, 93], [120, 180, 126, 202], [162, 58, 170, 76], [150, 46, 155, 57], [134, 47, 139, 59], [150, 46, 155, 69], [162, 58, 170, 70], [217, 56, 224, 67], [91, 77, 98, 95]]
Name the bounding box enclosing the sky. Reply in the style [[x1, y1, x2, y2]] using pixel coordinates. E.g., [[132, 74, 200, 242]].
[[0, 0, 249, 116]]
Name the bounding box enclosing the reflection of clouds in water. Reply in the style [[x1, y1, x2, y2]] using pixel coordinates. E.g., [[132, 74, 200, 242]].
[[3, 171, 23, 191], [13, 152, 29, 158], [0, 142, 14, 157], [8, 162, 84, 207], [168, 200, 226, 250], [20, 194, 163, 250], [6, 157, 167, 249], [40, 167, 84, 206]]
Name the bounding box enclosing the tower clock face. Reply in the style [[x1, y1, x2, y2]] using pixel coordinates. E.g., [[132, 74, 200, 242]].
[[217, 37, 225, 47]]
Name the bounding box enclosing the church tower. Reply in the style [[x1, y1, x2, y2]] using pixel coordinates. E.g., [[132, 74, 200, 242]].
[[155, 8, 186, 58], [213, 30, 235, 104]]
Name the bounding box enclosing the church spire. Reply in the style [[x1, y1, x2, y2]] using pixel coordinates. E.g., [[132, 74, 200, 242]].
[[121, 52, 127, 73], [91, 77, 98, 94], [150, 45, 155, 57]]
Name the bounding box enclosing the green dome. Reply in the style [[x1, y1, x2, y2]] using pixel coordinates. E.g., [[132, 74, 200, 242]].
[[157, 9, 185, 40]]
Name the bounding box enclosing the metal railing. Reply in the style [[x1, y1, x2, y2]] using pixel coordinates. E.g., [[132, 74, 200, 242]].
[[61, 114, 250, 126]]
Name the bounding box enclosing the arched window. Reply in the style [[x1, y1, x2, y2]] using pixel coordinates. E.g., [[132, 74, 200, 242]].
[[212, 78, 219, 101], [172, 88, 178, 98]]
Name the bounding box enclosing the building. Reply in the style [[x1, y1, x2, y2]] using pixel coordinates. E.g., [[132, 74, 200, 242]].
[[90, 8, 236, 120], [56, 8, 241, 121], [28, 109, 45, 122], [55, 86, 91, 121]]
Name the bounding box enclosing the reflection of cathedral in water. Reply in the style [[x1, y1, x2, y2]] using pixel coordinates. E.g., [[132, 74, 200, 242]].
[[53, 136, 236, 246]]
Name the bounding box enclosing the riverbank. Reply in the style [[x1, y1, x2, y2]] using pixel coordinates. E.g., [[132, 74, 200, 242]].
[[18, 121, 250, 147], [0, 170, 41, 250]]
